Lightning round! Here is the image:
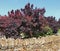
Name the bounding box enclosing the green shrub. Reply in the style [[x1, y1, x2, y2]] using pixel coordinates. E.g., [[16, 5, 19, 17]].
[[57, 29, 60, 35], [41, 26, 53, 36]]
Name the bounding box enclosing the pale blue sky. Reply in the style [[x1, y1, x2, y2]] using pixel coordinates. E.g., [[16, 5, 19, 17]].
[[0, 0, 60, 20]]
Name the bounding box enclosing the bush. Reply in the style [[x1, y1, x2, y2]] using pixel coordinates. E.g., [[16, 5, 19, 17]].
[[0, 3, 59, 39], [41, 26, 53, 36], [57, 29, 60, 35]]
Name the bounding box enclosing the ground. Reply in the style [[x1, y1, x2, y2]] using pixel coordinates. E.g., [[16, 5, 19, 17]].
[[0, 35, 60, 51]]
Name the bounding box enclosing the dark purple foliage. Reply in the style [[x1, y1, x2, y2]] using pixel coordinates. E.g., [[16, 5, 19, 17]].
[[0, 3, 59, 38]]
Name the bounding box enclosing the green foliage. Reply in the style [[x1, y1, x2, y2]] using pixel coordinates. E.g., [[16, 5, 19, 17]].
[[41, 26, 53, 36], [57, 29, 60, 33], [57, 29, 60, 35]]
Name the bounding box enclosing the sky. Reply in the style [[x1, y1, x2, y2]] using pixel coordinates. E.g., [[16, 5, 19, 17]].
[[0, 0, 60, 20]]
